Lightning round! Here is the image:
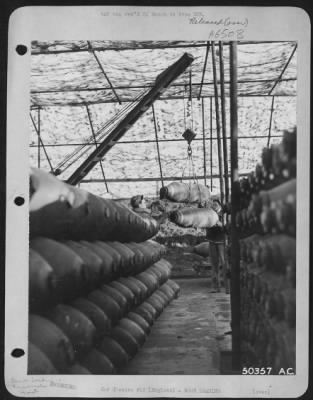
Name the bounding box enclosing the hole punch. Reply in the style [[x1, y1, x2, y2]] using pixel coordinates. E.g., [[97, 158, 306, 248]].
[[16, 45, 28, 55], [14, 196, 25, 206], [11, 348, 25, 358]]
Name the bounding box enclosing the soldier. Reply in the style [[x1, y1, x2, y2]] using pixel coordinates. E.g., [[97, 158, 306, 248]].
[[206, 199, 229, 293], [130, 195, 168, 224], [130, 194, 151, 217]]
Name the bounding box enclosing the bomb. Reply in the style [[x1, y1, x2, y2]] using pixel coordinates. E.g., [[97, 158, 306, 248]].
[[30, 237, 87, 302], [70, 297, 112, 340], [126, 312, 151, 333], [28, 343, 58, 374], [160, 181, 211, 203], [80, 348, 116, 374], [30, 167, 158, 242], [29, 314, 75, 372], [110, 326, 140, 359], [88, 290, 123, 324], [97, 337, 129, 370], [45, 304, 97, 356], [29, 248, 57, 311], [170, 207, 219, 229], [117, 318, 146, 346], [193, 242, 210, 257]]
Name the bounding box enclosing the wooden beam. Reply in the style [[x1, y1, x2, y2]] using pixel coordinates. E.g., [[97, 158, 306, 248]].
[[30, 92, 296, 109], [80, 172, 249, 183], [219, 41, 230, 204], [66, 52, 194, 185], [229, 41, 241, 371], [201, 98, 207, 186], [28, 134, 284, 148], [37, 108, 41, 168], [267, 96, 276, 147], [152, 105, 164, 187], [31, 78, 297, 94], [210, 97, 213, 189], [31, 41, 294, 55], [211, 41, 225, 205]]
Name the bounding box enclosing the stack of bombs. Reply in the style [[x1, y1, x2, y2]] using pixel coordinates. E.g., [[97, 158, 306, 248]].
[[160, 181, 219, 229], [28, 167, 180, 374], [236, 128, 296, 372]]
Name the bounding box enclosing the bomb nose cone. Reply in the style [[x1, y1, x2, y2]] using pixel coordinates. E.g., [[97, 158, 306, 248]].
[[169, 211, 178, 223], [159, 187, 168, 199]]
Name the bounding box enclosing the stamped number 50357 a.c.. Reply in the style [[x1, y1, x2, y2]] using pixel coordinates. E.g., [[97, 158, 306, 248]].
[[242, 367, 272, 375]]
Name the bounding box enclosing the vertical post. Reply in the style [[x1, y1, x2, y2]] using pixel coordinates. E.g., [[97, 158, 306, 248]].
[[230, 41, 241, 371], [267, 96, 275, 148], [85, 104, 109, 192], [211, 41, 225, 206], [219, 42, 230, 204], [152, 105, 164, 187], [201, 98, 207, 186], [37, 108, 41, 168], [210, 97, 213, 189]]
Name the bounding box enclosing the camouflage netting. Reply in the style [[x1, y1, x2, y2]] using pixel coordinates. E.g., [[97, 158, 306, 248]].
[[29, 41, 297, 199]]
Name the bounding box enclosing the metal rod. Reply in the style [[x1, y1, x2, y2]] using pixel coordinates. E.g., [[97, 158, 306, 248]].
[[267, 96, 276, 147], [152, 105, 164, 187], [198, 42, 211, 100], [210, 97, 213, 189], [211, 41, 225, 205], [229, 41, 241, 372], [37, 108, 41, 168], [201, 98, 207, 185], [269, 43, 297, 95], [28, 135, 284, 148], [31, 78, 297, 94], [219, 41, 230, 204], [87, 41, 122, 104], [30, 113, 54, 172], [85, 104, 109, 192], [80, 172, 249, 183]]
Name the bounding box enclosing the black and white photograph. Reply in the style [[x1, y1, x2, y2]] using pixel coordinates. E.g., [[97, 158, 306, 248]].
[[5, 6, 310, 398]]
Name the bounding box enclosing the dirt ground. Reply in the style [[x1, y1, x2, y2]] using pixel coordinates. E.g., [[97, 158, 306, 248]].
[[122, 277, 231, 375]]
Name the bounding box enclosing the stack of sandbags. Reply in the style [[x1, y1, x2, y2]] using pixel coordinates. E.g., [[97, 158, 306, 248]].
[[28, 168, 180, 374]]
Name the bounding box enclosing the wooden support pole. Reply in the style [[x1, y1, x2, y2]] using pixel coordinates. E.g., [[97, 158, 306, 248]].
[[211, 41, 225, 205], [152, 105, 164, 188], [210, 97, 213, 189], [219, 42, 230, 204], [267, 96, 275, 148], [37, 108, 41, 168], [201, 98, 207, 186], [229, 41, 241, 371]]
